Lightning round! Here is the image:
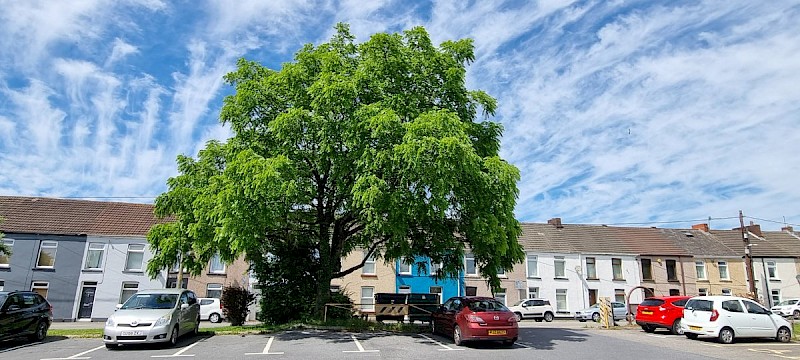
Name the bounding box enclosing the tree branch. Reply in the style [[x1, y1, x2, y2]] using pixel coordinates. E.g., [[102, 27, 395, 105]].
[[332, 236, 390, 278]]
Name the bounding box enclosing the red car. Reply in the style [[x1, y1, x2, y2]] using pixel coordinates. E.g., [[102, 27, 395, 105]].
[[431, 296, 518, 346], [636, 296, 691, 334]]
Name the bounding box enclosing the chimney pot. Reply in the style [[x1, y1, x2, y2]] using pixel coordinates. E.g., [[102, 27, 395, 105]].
[[547, 217, 564, 228]]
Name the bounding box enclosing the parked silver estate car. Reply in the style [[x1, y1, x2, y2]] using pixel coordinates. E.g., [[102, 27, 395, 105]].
[[103, 289, 200, 348]]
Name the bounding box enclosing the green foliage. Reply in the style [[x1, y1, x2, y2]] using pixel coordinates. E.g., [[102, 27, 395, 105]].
[[326, 290, 356, 320], [0, 217, 9, 257], [148, 23, 524, 321], [221, 285, 256, 326]]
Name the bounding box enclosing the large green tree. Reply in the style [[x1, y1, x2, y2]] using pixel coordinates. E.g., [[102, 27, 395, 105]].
[[148, 24, 524, 317], [0, 217, 9, 257]]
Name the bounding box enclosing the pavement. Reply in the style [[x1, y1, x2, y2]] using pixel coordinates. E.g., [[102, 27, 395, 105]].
[[49, 320, 260, 329]]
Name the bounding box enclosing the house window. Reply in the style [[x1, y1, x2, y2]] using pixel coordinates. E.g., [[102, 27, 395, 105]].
[[84, 243, 106, 270], [362, 252, 376, 275], [330, 285, 341, 293], [399, 285, 411, 294], [497, 267, 506, 276], [556, 289, 568, 312], [698, 288, 708, 296], [0, 239, 13, 267], [695, 261, 706, 280], [721, 288, 731, 296], [585, 257, 597, 279], [612, 258, 623, 280], [360, 287, 375, 311], [554, 256, 565, 278], [666, 260, 677, 281], [641, 259, 652, 280], [528, 287, 539, 299], [767, 261, 777, 279], [207, 283, 223, 298], [644, 288, 655, 297], [36, 241, 58, 268], [718, 261, 729, 280], [0, 280, 4, 291], [465, 286, 477, 296], [209, 253, 226, 274], [494, 288, 506, 306], [430, 286, 443, 303], [465, 253, 477, 276], [527, 254, 538, 278], [669, 289, 680, 296], [32, 281, 49, 299], [398, 261, 411, 275], [125, 244, 145, 271], [771, 289, 781, 305], [615, 289, 625, 304], [430, 261, 442, 275], [119, 282, 139, 304]]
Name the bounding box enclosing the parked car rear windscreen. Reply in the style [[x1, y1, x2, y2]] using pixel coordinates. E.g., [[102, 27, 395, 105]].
[[685, 299, 713, 311], [640, 299, 665, 306]]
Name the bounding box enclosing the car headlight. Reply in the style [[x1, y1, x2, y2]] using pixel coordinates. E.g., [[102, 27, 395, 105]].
[[154, 314, 172, 326], [106, 318, 115, 327]]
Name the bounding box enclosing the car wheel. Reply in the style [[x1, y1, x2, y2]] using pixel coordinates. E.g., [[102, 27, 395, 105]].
[[514, 312, 522, 322], [671, 319, 683, 335], [29, 321, 48, 341], [544, 312, 554, 322], [431, 321, 437, 335], [642, 325, 655, 333], [193, 316, 200, 336], [794, 310, 800, 320], [718, 327, 734, 344], [168, 326, 179, 347], [777, 326, 792, 343], [503, 338, 516, 347], [209, 313, 221, 323], [453, 325, 463, 346], [685, 333, 698, 340], [578, 319, 586, 322], [535, 318, 543, 322], [592, 313, 600, 322]]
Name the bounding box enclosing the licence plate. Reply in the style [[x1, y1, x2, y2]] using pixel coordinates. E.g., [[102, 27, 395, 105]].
[[641, 311, 653, 315], [688, 326, 701, 331], [488, 330, 507, 336], [120, 331, 145, 336]]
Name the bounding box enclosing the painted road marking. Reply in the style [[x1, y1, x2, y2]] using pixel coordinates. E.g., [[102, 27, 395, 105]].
[[343, 335, 379, 353], [245, 336, 285, 355], [418, 334, 464, 351], [515, 341, 532, 348], [151, 342, 199, 357], [41, 345, 105, 360]]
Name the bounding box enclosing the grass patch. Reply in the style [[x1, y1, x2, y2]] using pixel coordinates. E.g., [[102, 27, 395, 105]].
[[49, 328, 103, 338]]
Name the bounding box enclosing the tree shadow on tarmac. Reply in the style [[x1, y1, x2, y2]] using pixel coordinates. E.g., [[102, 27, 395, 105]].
[[515, 327, 589, 350], [0, 336, 69, 351]]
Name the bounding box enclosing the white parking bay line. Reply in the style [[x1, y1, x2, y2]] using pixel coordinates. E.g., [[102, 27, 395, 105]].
[[342, 335, 380, 352], [417, 334, 464, 351], [40, 345, 105, 360], [245, 336, 285, 355], [515, 342, 532, 349], [151, 342, 199, 358]]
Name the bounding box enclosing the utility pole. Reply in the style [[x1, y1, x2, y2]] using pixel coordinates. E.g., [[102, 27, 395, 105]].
[[740, 210, 757, 298]]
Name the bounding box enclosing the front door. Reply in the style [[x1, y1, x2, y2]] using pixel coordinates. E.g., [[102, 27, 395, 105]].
[[588, 289, 597, 306], [78, 286, 96, 319]]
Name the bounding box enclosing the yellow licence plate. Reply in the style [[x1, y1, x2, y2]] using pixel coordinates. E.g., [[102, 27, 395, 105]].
[[641, 311, 653, 315], [488, 330, 507, 336], [689, 326, 701, 331]]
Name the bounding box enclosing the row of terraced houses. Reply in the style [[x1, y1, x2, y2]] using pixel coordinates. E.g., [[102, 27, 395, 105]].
[[2, 196, 799, 321]]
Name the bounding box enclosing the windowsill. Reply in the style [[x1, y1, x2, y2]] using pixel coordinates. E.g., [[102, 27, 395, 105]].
[[667, 280, 680, 283], [697, 279, 709, 282], [123, 270, 144, 274], [207, 272, 227, 276], [720, 279, 732, 282], [527, 276, 540, 280], [361, 274, 377, 278], [82, 269, 103, 273], [585, 277, 599, 281], [33, 267, 55, 272], [612, 278, 625, 281], [769, 278, 781, 282], [554, 277, 569, 280], [465, 274, 480, 278], [0, 267, 10, 272], [642, 279, 654, 282]]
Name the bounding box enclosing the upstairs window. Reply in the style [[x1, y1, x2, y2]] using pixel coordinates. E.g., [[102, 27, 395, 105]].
[[465, 253, 477, 276], [554, 256, 565, 278], [612, 258, 623, 280], [84, 243, 106, 270], [362, 252, 376, 275], [641, 259, 653, 280], [0, 239, 13, 267], [718, 261, 729, 280], [767, 261, 778, 279], [526, 254, 538, 278], [209, 253, 226, 274], [398, 261, 411, 275], [585, 257, 597, 279], [666, 260, 677, 281], [36, 241, 58, 268], [695, 261, 706, 280], [125, 244, 145, 271]]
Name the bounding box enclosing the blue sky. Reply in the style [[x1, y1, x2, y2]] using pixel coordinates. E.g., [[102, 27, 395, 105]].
[[1, 0, 798, 230]]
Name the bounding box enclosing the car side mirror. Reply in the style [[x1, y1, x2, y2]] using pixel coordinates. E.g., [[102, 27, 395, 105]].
[[521, 303, 528, 308], [115, 304, 123, 310], [181, 303, 189, 310]]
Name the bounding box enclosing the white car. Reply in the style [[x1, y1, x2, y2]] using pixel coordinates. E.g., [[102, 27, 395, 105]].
[[771, 298, 800, 318], [682, 295, 792, 344], [199, 298, 225, 323], [574, 302, 628, 322], [507, 298, 555, 322], [104, 289, 200, 348]]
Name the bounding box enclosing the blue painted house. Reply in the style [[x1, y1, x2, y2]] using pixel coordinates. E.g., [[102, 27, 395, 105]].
[[395, 256, 461, 303]]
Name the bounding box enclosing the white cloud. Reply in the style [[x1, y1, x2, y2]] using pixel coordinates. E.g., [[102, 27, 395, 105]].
[[106, 38, 139, 67]]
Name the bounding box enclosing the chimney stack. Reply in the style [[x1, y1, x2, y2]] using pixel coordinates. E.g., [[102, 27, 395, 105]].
[[734, 222, 763, 237], [692, 223, 710, 232], [782, 226, 794, 232], [547, 217, 564, 229]]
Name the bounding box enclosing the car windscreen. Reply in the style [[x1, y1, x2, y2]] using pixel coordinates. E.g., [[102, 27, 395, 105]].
[[684, 299, 713, 311], [777, 300, 798, 306], [0, 294, 6, 307], [466, 299, 509, 312], [121, 294, 178, 310], [640, 299, 665, 306]]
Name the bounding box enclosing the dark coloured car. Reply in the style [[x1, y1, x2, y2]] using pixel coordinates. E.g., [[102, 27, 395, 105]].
[[636, 296, 691, 334], [431, 296, 518, 346], [0, 291, 53, 342]]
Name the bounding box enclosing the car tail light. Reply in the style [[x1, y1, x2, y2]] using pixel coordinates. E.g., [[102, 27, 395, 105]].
[[508, 316, 517, 323], [710, 309, 719, 322], [466, 314, 486, 324]]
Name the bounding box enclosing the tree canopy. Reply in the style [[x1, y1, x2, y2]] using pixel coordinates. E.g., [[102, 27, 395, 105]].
[[147, 23, 524, 318], [0, 217, 9, 256]]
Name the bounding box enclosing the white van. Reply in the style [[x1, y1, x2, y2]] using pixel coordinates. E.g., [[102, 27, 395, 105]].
[[682, 295, 792, 344]]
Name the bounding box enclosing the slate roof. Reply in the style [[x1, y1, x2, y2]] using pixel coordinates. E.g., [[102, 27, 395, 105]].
[[0, 196, 162, 236], [659, 228, 740, 258], [708, 229, 796, 258], [519, 222, 690, 256]]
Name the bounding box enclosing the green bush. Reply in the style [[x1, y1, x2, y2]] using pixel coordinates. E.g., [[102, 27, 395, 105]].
[[221, 285, 256, 326], [325, 290, 356, 320]]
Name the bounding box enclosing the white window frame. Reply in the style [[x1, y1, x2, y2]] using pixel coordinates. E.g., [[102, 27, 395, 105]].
[[399, 285, 411, 294], [612, 258, 623, 280], [429, 286, 443, 303], [398, 261, 411, 275], [695, 260, 707, 280], [585, 257, 597, 279], [698, 288, 708, 296], [119, 282, 139, 304], [614, 289, 626, 304], [209, 253, 226, 274], [125, 244, 146, 271], [31, 281, 49, 299], [362, 252, 376, 275], [721, 288, 732, 296], [497, 267, 506, 277], [767, 260, 778, 279], [465, 253, 477, 276], [0, 239, 13, 267], [430, 261, 442, 275], [554, 256, 565, 278], [556, 289, 568, 312], [718, 261, 729, 280], [494, 289, 507, 306], [528, 287, 539, 299], [526, 254, 538, 278], [36, 241, 58, 268], [84, 242, 106, 270], [0, 280, 3, 291], [360, 286, 375, 312], [771, 289, 781, 305], [207, 283, 224, 298]]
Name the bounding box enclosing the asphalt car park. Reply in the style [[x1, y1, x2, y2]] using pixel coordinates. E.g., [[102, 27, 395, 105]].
[[1, 321, 799, 360]]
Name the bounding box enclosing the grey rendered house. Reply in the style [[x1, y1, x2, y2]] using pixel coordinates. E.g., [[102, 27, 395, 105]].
[[0, 196, 166, 321]]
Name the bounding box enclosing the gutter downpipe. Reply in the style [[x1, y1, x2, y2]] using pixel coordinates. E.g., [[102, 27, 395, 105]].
[[679, 256, 688, 296], [762, 258, 772, 307]]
